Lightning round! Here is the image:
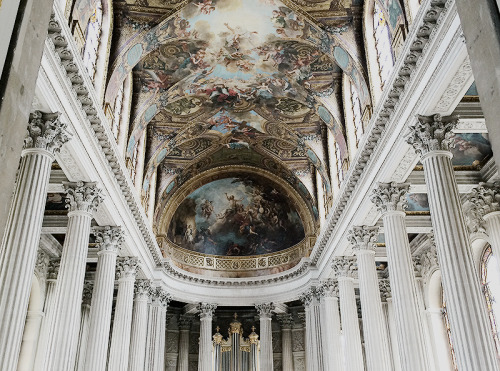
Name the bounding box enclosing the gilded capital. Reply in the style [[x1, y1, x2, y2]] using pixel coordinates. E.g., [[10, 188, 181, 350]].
[[331, 256, 357, 278], [93, 226, 125, 254], [64, 181, 103, 214], [371, 182, 409, 213], [255, 303, 275, 318], [134, 279, 152, 300], [406, 114, 458, 156], [198, 303, 217, 319], [24, 111, 71, 155], [116, 257, 139, 280], [348, 226, 379, 252]]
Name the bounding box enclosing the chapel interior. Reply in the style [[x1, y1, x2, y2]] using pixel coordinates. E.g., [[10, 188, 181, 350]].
[[1, 0, 500, 370]]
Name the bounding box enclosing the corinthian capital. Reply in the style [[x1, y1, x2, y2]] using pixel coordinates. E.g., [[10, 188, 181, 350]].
[[255, 303, 275, 318], [371, 182, 409, 213], [24, 111, 71, 155], [464, 182, 500, 233], [331, 256, 357, 278], [64, 181, 103, 213], [93, 226, 125, 254], [82, 281, 93, 306], [348, 226, 379, 252], [320, 279, 339, 297], [379, 279, 391, 302], [406, 114, 458, 156], [150, 287, 171, 307], [116, 257, 139, 279], [197, 303, 217, 319], [134, 279, 152, 300]]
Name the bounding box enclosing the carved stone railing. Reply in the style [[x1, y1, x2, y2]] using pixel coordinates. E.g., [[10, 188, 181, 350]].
[[44, 5, 163, 264]]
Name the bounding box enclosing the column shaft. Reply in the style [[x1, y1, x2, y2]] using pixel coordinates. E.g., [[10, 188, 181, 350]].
[[128, 285, 150, 371], [383, 211, 429, 370], [74, 301, 91, 371], [281, 328, 293, 371], [320, 296, 342, 371], [45, 211, 93, 371], [177, 329, 190, 371], [198, 304, 216, 371], [17, 310, 44, 371], [34, 277, 58, 371], [259, 317, 273, 371], [484, 212, 500, 262], [145, 289, 169, 371], [356, 249, 392, 371], [423, 152, 499, 371], [0, 150, 54, 371]]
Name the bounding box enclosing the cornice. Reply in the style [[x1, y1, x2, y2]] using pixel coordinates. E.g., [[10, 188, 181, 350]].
[[45, 6, 163, 265], [310, 0, 451, 267]]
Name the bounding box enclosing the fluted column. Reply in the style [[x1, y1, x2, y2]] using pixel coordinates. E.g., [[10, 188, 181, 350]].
[[332, 257, 364, 371], [177, 315, 192, 371], [128, 280, 152, 371], [319, 280, 342, 371], [349, 226, 392, 371], [75, 282, 93, 371], [371, 183, 430, 371], [248, 327, 259, 371], [45, 182, 103, 371], [0, 111, 70, 371], [407, 114, 499, 371], [108, 257, 140, 371], [84, 226, 124, 371], [465, 182, 500, 263], [255, 303, 275, 371], [277, 314, 293, 371], [300, 289, 325, 371], [145, 287, 170, 371], [379, 279, 402, 371], [34, 259, 60, 371], [198, 303, 217, 371]]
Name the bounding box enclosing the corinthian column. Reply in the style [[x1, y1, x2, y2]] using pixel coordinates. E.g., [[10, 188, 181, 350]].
[[349, 226, 392, 371], [332, 257, 364, 371], [277, 314, 294, 371], [371, 183, 430, 371], [34, 259, 60, 371], [145, 287, 170, 371], [255, 303, 275, 371], [319, 280, 342, 371], [128, 280, 152, 371], [108, 257, 140, 371], [45, 182, 103, 371], [407, 114, 499, 371], [198, 303, 217, 371], [75, 282, 93, 371], [465, 182, 500, 262], [84, 226, 124, 371], [0, 111, 70, 371], [300, 289, 324, 371]]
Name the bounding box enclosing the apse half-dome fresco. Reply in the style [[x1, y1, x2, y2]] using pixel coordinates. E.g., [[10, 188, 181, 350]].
[[167, 176, 305, 256]]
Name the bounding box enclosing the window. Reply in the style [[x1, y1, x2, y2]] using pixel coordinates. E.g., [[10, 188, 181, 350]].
[[335, 142, 344, 183], [373, 3, 394, 88], [442, 298, 458, 371], [113, 83, 124, 140], [351, 87, 363, 145], [130, 141, 139, 181], [82, 1, 103, 80], [481, 245, 500, 355]]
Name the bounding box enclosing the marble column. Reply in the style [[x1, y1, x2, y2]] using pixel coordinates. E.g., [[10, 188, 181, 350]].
[[45, 181, 103, 371], [108, 257, 140, 371], [465, 182, 500, 262], [332, 257, 364, 371], [248, 327, 259, 371], [0, 111, 70, 371], [255, 303, 275, 371], [34, 259, 60, 371], [379, 279, 401, 371], [371, 183, 430, 371], [407, 114, 499, 371], [213, 327, 223, 371], [145, 287, 170, 371], [319, 280, 342, 371], [177, 315, 192, 371], [198, 303, 217, 371], [75, 282, 93, 371], [128, 280, 152, 371], [348, 226, 392, 371], [84, 226, 124, 371], [300, 289, 325, 371], [277, 314, 294, 371]]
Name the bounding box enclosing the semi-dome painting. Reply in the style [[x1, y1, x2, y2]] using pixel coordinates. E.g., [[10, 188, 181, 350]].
[[168, 176, 305, 256]]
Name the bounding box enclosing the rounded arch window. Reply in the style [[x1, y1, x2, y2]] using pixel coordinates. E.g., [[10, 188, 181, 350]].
[[373, 2, 394, 88], [82, 1, 103, 80]]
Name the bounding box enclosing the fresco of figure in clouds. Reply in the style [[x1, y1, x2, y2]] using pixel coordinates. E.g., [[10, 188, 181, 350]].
[[168, 176, 305, 256]]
